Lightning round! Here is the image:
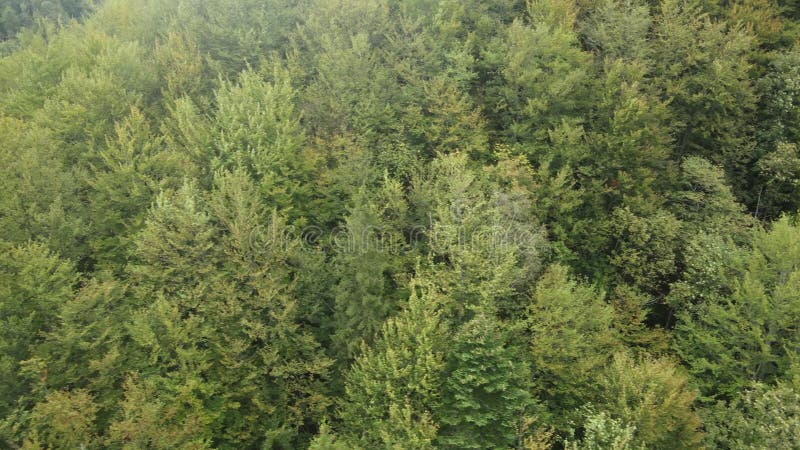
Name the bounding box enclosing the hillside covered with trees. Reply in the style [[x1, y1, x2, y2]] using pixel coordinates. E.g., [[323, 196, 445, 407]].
[[1, 0, 800, 448]]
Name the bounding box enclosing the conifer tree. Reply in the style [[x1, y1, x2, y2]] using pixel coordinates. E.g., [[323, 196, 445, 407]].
[[0, 242, 76, 421], [412, 152, 545, 318], [653, 0, 757, 202], [673, 216, 800, 399], [1, 0, 800, 446], [339, 278, 446, 448], [308, 423, 351, 450], [702, 380, 800, 449], [580, 0, 653, 62], [123, 181, 221, 445], [330, 186, 406, 363], [607, 206, 682, 296], [105, 375, 212, 449], [22, 389, 100, 450], [586, 58, 673, 209], [564, 408, 640, 450], [25, 278, 131, 424], [212, 67, 313, 220], [127, 171, 331, 447], [436, 311, 531, 449], [495, 0, 593, 160], [0, 118, 85, 261], [669, 156, 753, 238], [206, 168, 332, 447], [376, 401, 439, 450], [526, 264, 619, 429], [85, 107, 189, 272]]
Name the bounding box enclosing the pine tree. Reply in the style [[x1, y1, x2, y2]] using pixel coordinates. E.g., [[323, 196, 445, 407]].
[[753, 47, 800, 217], [586, 58, 673, 209], [672, 216, 800, 399], [331, 186, 406, 364], [436, 311, 531, 449], [122, 180, 235, 445], [0, 242, 76, 421], [607, 206, 682, 296], [669, 156, 753, 239], [31, 32, 158, 165], [154, 31, 208, 101], [526, 264, 619, 430], [295, 0, 422, 177], [339, 278, 446, 448], [127, 181, 219, 301], [411, 152, 546, 318]]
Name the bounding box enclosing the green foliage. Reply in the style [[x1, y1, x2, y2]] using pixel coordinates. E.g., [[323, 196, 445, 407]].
[[652, 0, 757, 200], [757, 141, 800, 218], [377, 401, 439, 450], [595, 353, 703, 449], [412, 152, 546, 318], [703, 381, 800, 449], [308, 422, 351, 450], [565, 409, 640, 450], [0, 119, 85, 260], [436, 312, 531, 449], [339, 279, 446, 448], [673, 217, 800, 399], [2, 0, 800, 446], [0, 243, 76, 421], [85, 107, 188, 272], [580, 0, 652, 61], [212, 68, 313, 219], [670, 156, 752, 238], [23, 389, 100, 449], [607, 206, 682, 295], [494, 1, 593, 155], [756, 48, 800, 155], [0, 0, 93, 42], [330, 185, 406, 363], [586, 57, 672, 206], [526, 265, 619, 429], [124, 175, 331, 448], [105, 375, 212, 449]]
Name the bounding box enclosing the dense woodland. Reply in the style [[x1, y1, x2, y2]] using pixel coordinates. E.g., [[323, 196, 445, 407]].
[[0, 0, 800, 448]]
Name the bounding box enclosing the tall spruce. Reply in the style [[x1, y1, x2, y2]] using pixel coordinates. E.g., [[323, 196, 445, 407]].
[[339, 278, 446, 448]]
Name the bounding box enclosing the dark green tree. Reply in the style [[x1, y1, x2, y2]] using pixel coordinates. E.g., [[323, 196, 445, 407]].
[[526, 264, 619, 430], [672, 217, 800, 399], [339, 278, 446, 448], [0, 242, 76, 423], [330, 185, 406, 364], [436, 311, 531, 449]]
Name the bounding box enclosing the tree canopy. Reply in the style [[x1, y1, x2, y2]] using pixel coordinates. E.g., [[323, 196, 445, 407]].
[[1, 0, 799, 448]]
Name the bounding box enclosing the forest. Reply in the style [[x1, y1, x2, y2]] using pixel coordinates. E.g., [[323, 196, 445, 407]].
[[0, 0, 799, 448]]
